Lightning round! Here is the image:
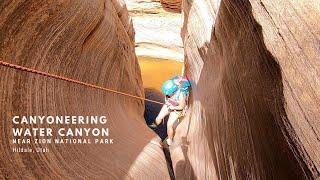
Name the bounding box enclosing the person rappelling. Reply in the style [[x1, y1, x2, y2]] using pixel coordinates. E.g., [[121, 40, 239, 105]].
[[149, 75, 191, 146]]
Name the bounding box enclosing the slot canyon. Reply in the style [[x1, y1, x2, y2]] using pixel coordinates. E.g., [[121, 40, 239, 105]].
[[0, 0, 319, 179]]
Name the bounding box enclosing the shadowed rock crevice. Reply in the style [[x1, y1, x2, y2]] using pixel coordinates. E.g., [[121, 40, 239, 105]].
[[144, 88, 168, 140], [144, 88, 176, 179], [163, 147, 176, 180]]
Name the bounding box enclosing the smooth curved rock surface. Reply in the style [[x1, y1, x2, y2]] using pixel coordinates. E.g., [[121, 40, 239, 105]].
[[172, 0, 320, 179], [0, 0, 169, 179]]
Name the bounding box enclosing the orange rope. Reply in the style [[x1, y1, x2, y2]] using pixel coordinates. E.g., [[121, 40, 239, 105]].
[[0, 60, 164, 105]]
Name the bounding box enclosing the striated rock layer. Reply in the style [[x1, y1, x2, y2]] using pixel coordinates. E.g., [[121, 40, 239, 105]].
[[160, 0, 182, 13], [125, 0, 184, 61], [172, 0, 320, 179], [0, 0, 169, 179]]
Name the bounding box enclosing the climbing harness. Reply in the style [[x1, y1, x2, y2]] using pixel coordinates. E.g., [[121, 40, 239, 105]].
[[0, 60, 164, 105]]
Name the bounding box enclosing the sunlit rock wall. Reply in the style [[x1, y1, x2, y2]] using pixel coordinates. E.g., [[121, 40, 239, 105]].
[[172, 0, 320, 179], [125, 0, 184, 61], [160, 0, 182, 13], [0, 0, 169, 179]]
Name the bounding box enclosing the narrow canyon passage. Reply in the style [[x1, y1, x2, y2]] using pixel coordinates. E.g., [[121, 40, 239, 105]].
[[125, 0, 184, 89], [0, 0, 319, 179], [125, 1, 185, 178], [125, 0, 185, 139]]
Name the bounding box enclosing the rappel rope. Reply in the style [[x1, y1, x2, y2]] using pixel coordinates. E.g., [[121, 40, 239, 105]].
[[0, 60, 164, 105]]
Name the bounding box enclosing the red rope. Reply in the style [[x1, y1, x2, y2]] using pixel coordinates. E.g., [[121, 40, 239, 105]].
[[0, 60, 164, 105]]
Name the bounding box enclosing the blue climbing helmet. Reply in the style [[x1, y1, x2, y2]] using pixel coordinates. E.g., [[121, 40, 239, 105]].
[[172, 75, 191, 96], [162, 76, 191, 96], [162, 79, 178, 95], [172, 76, 191, 89]]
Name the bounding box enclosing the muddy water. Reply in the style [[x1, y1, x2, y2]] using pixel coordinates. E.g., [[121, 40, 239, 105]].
[[138, 57, 183, 91]]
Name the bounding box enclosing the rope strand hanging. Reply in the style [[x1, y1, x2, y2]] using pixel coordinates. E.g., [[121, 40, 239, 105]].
[[0, 60, 164, 105]]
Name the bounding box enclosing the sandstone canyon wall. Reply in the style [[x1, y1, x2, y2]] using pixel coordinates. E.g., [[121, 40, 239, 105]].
[[125, 0, 184, 61], [171, 0, 320, 179], [160, 0, 182, 13], [0, 0, 169, 179]]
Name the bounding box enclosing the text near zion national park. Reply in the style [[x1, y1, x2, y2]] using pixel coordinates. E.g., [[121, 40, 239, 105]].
[[11, 116, 114, 153]]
